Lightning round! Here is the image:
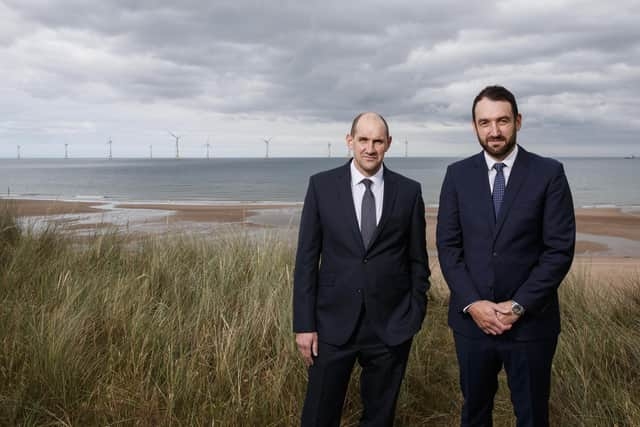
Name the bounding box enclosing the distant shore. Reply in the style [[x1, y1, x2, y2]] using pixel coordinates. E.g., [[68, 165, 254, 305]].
[[4, 197, 640, 283]]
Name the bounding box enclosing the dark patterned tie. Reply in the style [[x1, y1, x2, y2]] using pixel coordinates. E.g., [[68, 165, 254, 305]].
[[360, 179, 376, 248], [492, 163, 506, 221]]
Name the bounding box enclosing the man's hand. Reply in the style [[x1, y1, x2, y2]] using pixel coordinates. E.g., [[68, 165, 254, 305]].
[[467, 300, 512, 335], [296, 332, 318, 367], [496, 301, 521, 326]]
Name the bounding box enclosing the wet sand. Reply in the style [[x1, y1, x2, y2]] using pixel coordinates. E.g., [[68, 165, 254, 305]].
[[575, 207, 640, 241], [5, 199, 639, 245], [4, 199, 102, 216], [116, 203, 297, 224], [4, 198, 640, 281]]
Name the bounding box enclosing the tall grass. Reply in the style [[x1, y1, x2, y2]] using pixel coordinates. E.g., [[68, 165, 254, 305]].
[[1, 206, 638, 426]]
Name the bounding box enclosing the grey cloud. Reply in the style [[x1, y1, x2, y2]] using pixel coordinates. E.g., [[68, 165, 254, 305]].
[[1, 0, 639, 155]]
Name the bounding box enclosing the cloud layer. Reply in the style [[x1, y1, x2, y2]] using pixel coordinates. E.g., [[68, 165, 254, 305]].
[[1, 0, 639, 157]]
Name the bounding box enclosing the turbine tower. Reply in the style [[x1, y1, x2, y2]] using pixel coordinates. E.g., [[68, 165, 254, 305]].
[[169, 131, 181, 159], [107, 137, 113, 160], [263, 137, 272, 159], [328, 142, 332, 158], [205, 138, 211, 159], [64, 143, 69, 159], [404, 138, 408, 158], [17, 145, 21, 160]]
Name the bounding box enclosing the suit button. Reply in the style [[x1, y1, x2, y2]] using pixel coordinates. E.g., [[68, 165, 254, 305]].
[[492, 252, 497, 257], [363, 258, 368, 264], [356, 289, 362, 293]]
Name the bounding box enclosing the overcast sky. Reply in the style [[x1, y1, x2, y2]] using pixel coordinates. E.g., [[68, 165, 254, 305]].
[[1, 0, 639, 158]]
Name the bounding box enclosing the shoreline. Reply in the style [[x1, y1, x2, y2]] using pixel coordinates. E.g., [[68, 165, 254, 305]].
[[3, 197, 639, 283], [3, 197, 640, 255], [2, 194, 639, 209]]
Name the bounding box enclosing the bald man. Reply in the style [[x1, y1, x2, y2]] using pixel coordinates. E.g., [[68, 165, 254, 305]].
[[293, 112, 431, 426]]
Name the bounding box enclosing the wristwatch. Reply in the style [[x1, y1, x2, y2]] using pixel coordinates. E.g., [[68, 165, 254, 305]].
[[511, 301, 525, 316]]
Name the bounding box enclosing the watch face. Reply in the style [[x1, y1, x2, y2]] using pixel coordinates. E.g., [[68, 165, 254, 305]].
[[512, 303, 524, 316]]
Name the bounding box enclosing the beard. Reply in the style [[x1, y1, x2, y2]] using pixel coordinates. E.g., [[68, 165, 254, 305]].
[[478, 132, 517, 160]]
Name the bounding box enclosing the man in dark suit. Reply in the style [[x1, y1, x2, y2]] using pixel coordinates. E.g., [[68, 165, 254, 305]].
[[436, 86, 575, 427], [293, 112, 430, 426]]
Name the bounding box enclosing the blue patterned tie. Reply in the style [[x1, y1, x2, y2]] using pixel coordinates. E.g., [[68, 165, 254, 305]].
[[492, 163, 505, 221], [360, 179, 376, 248]]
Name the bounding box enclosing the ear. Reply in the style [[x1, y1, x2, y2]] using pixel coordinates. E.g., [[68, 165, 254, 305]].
[[515, 114, 522, 131], [346, 133, 353, 150], [385, 135, 392, 152]]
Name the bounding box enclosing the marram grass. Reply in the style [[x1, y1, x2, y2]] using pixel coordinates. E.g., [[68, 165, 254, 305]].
[[1, 206, 638, 426]]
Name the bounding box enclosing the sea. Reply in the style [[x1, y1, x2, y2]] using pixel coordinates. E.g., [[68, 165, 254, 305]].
[[0, 157, 638, 208]]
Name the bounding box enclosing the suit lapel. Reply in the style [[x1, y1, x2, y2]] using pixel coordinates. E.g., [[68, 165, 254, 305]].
[[471, 153, 496, 234], [336, 161, 366, 254], [493, 147, 530, 239], [367, 165, 398, 252]]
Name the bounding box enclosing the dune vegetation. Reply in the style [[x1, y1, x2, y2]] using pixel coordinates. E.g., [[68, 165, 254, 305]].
[[1, 203, 638, 426]]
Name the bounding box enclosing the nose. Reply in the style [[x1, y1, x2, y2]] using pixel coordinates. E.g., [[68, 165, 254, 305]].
[[365, 141, 376, 153], [489, 122, 501, 136]]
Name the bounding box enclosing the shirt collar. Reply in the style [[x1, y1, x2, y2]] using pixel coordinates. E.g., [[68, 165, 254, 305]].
[[350, 160, 384, 187], [484, 144, 518, 171]]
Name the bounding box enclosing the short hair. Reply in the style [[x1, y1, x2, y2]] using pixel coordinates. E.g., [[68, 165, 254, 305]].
[[472, 85, 519, 122], [350, 112, 390, 139]]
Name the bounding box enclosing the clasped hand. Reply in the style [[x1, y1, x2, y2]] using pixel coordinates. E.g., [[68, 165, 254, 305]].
[[468, 300, 520, 335]]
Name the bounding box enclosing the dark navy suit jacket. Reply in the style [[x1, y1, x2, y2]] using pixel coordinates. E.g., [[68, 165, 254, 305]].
[[436, 146, 576, 340], [293, 161, 430, 346]]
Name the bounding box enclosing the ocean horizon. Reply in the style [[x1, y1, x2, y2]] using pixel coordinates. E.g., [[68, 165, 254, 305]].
[[1, 157, 639, 208]]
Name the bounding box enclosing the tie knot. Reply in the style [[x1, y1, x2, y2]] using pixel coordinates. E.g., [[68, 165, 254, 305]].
[[361, 178, 373, 190], [493, 163, 505, 172]]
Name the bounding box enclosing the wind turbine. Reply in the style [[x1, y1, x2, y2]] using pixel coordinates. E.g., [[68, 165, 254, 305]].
[[107, 137, 113, 160], [263, 137, 272, 158], [205, 138, 212, 159], [169, 131, 181, 159], [328, 142, 332, 158], [17, 145, 21, 160], [64, 143, 69, 159], [404, 138, 408, 158]]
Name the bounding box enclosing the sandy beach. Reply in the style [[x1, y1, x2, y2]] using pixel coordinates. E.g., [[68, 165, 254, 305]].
[[6, 198, 303, 235], [4, 198, 640, 282]]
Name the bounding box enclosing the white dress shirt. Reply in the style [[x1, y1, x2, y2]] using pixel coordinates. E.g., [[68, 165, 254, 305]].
[[484, 144, 518, 192], [350, 160, 384, 227]]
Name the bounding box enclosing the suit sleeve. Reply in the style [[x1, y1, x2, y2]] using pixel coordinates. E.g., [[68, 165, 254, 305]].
[[408, 186, 431, 320], [436, 166, 482, 312], [292, 176, 322, 332], [513, 164, 576, 313]]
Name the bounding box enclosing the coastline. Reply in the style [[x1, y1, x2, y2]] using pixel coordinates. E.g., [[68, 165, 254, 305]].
[[3, 197, 640, 282]]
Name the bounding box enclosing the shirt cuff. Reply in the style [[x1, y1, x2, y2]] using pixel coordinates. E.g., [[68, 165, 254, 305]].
[[462, 301, 477, 313]]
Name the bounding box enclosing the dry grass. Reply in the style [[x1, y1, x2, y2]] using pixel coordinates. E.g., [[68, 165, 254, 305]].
[[1, 204, 638, 426]]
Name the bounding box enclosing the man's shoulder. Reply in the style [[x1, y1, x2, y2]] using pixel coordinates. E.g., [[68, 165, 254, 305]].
[[445, 152, 482, 175], [517, 147, 566, 180], [384, 167, 422, 195], [309, 163, 347, 183], [520, 148, 563, 169]]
